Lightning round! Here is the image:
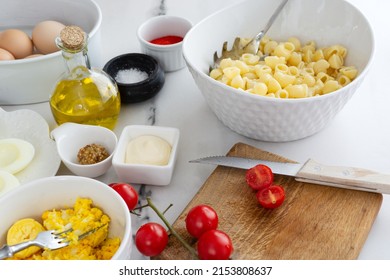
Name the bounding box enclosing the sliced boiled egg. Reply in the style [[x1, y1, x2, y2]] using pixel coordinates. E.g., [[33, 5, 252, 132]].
[[7, 218, 45, 258], [0, 170, 20, 195], [0, 138, 35, 174]]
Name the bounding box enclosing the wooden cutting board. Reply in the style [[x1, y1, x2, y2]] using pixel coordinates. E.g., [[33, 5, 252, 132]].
[[154, 143, 383, 260]]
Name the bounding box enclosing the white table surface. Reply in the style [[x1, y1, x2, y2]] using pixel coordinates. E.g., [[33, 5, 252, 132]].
[[2, 0, 389, 260]]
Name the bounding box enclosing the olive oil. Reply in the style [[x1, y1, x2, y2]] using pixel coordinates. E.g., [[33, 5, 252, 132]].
[[50, 67, 120, 130], [50, 26, 121, 130]]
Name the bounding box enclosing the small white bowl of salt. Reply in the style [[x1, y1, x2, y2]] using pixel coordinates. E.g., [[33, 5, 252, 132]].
[[103, 53, 165, 103]]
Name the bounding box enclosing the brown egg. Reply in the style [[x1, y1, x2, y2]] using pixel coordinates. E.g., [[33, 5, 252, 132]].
[[0, 29, 34, 59], [0, 47, 15, 61], [32, 21, 66, 54]]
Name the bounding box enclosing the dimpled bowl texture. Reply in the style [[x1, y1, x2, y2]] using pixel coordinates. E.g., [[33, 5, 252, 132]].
[[0, 176, 132, 259], [183, 0, 374, 142], [103, 53, 165, 103], [0, 0, 102, 105]]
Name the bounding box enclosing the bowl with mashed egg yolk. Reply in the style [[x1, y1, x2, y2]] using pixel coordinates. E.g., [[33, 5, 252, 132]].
[[112, 125, 180, 186], [0, 175, 132, 260]]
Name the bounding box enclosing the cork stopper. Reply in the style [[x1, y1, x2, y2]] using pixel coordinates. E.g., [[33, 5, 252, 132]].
[[60, 26, 85, 50]]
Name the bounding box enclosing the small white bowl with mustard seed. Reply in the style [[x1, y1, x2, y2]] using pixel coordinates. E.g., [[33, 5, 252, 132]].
[[51, 123, 117, 178], [112, 125, 180, 186]]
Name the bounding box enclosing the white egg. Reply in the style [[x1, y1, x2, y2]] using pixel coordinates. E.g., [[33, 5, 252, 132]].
[[0, 170, 20, 196], [0, 138, 35, 174]]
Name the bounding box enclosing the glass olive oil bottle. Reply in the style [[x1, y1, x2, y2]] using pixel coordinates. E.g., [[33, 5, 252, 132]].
[[50, 26, 120, 130]]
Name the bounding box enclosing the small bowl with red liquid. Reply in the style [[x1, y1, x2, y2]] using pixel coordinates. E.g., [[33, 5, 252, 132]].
[[137, 15, 192, 72]]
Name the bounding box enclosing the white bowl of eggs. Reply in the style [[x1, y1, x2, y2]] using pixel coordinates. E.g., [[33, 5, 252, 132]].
[[183, 0, 374, 142], [0, 0, 102, 105]]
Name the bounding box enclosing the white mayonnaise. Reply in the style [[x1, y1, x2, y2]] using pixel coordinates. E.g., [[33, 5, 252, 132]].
[[125, 135, 171, 165]]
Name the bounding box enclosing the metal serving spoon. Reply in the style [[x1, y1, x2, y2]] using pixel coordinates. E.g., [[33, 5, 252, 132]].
[[211, 0, 289, 69]]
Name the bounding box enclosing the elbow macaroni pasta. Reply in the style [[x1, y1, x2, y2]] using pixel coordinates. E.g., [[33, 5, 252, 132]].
[[210, 36, 358, 98]]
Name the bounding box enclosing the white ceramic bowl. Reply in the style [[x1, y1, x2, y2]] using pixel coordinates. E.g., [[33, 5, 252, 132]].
[[113, 125, 180, 186], [137, 15, 192, 72], [0, 175, 132, 260], [0, 0, 102, 105], [183, 0, 374, 142], [51, 123, 117, 178]]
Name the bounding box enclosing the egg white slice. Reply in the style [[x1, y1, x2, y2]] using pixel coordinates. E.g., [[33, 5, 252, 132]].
[[0, 170, 20, 196], [0, 138, 35, 174]]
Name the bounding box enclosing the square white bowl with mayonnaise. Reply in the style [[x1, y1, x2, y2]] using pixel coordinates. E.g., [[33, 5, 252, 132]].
[[112, 125, 180, 186]]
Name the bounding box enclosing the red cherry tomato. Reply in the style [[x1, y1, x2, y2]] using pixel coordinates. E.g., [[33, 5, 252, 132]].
[[109, 182, 139, 211], [197, 229, 233, 260], [135, 222, 168, 257], [245, 164, 274, 191], [256, 185, 285, 209], [185, 205, 219, 238]]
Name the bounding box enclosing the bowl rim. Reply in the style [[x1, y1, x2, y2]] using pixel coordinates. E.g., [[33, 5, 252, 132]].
[[182, 0, 375, 104], [0, 0, 102, 66]]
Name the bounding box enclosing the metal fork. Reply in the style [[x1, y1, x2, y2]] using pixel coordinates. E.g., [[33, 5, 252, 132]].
[[0, 223, 107, 260], [211, 0, 288, 69], [0, 228, 71, 260]]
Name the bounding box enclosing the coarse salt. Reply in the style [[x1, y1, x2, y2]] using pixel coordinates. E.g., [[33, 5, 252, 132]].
[[115, 68, 149, 84]]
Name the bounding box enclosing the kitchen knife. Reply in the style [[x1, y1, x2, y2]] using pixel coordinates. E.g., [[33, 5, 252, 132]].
[[189, 156, 390, 194]]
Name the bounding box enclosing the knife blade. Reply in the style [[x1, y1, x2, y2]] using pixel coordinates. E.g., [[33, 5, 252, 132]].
[[189, 156, 390, 194]]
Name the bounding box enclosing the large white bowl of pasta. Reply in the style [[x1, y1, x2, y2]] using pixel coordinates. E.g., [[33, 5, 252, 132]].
[[183, 0, 374, 142]]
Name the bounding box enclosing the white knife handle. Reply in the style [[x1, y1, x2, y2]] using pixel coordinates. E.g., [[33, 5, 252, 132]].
[[295, 159, 390, 194]]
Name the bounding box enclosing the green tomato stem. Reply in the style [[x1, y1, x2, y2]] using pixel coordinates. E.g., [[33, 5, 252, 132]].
[[162, 203, 173, 215], [130, 204, 149, 216], [146, 197, 198, 259]]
